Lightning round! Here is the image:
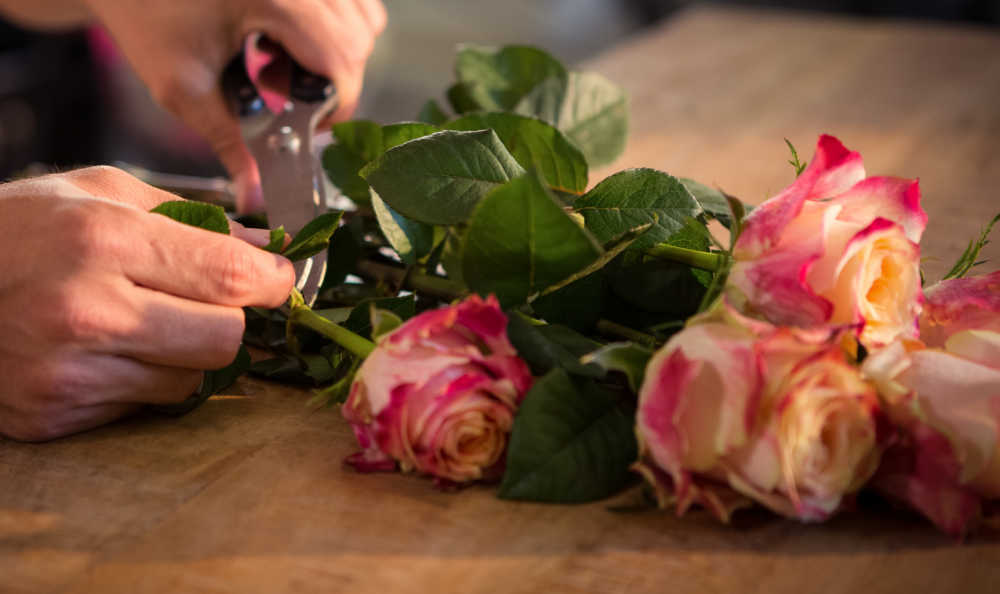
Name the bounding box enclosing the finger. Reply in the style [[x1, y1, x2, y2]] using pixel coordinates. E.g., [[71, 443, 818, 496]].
[[113, 284, 246, 369], [0, 402, 141, 442], [171, 91, 266, 214], [256, 0, 373, 122], [229, 219, 276, 248], [41, 352, 205, 407], [351, 0, 387, 35], [125, 211, 295, 308], [61, 165, 184, 210]]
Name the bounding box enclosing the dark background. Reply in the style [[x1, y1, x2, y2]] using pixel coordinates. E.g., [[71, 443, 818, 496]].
[[1, 0, 997, 182]]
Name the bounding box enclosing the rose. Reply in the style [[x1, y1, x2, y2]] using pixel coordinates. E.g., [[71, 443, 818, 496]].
[[725, 135, 927, 349], [635, 303, 884, 522], [862, 271, 1000, 535], [342, 295, 533, 484]]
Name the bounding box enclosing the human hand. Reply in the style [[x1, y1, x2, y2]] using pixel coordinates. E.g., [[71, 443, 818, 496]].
[[0, 166, 295, 441], [84, 0, 387, 213]]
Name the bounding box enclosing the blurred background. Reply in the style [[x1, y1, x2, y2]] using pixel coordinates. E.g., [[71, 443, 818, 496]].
[[0, 0, 998, 182]]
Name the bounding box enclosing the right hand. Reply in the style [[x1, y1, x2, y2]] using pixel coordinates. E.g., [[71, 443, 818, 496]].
[[0, 166, 295, 441]]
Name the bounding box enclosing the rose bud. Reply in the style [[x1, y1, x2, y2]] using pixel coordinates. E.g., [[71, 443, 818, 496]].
[[862, 271, 1000, 535], [726, 135, 927, 349], [635, 302, 884, 522], [342, 295, 533, 484]]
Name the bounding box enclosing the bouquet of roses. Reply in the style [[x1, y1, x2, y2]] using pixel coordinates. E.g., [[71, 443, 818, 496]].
[[154, 45, 999, 536]]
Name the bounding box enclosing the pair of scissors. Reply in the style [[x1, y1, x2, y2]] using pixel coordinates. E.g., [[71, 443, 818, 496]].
[[222, 34, 338, 305]]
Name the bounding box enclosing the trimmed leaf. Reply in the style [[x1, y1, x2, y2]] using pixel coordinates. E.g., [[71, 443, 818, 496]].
[[263, 226, 285, 253], [361, 129, 525, 225], [417, 99, 449, 125], [370, 307, 403, 341], [282, 212, 344, 261], [455, 44, 568, 112], [499, 368, 637, 503], [574, 169, 703, 252], [151, 200, 230, 234], [152, 345, 251, 416], [382, 122, 441, 150], [581, 342, 653, 393], [343, 295, 416, 340], [445, 112, 588, 194], [371, 191, 435, 265], [943, 212, 1000, 280], [462, 172, 601, 306]]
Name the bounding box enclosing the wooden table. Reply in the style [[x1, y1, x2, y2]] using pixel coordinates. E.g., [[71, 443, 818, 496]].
[[3, 6, 1000, 594]]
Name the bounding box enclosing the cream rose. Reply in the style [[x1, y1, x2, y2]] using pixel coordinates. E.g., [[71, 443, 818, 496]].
[[726, 135, 926, 349], [635, 303, 884, 522], [342, 295, 534, 484]]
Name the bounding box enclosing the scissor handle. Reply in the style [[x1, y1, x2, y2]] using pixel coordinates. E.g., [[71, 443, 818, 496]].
[[290, 61, 335, 104], [222, 54, 266, 117]]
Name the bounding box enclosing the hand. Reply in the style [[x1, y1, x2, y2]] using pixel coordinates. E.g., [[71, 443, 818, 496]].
[[0, 166, 295, 441], [84, 0, 387, 213]]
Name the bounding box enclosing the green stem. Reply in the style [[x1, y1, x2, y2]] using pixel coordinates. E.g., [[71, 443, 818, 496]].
[[645, 244, 725, 271], [356, 259, 465, 300], [596, 319, 660, 348], [289, 303, 375, 358]]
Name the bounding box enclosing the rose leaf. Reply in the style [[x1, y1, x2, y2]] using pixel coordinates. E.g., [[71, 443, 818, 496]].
[[150, 200, 230, 235], [499, 368, 638, 503]]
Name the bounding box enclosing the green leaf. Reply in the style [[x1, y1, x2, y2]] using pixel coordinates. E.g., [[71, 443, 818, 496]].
[[581, 342, 653, 393], [263, 226, 285, 253], [943, 212, 1000, 280], [462, 172, 601, 306], [152, 345, 251, 416], [605, 252, 708, 319], [322, 143, 371, 204], [382, 122, 441, 150], [574, 169, 703, 253], [361, 129, 526, 225], [530, 272, 607, 332], [505, 313, 604, 378], [446, 82, 480, 114], [680, 178, 734, 228], [333, 120, 384, 163], [545, 72, 628, 168], [150, 200, 230, 234], [371, 191, 435, 265], [370, 307, 403, 341], [343, 295, 416, 340], [499, 368, 638, 503], [455, 44, 568, 112], [445, 112, 588, 194], [282, 212, 344, 261], [417, 99, 449, 125], [321, 220, 363, 290]]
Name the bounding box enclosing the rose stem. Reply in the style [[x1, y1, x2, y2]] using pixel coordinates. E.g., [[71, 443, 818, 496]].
[[595, 319, 661, 348], [644, 244, 725, 271], [288, 296, 375, 358], [355, 259, 465, 300]]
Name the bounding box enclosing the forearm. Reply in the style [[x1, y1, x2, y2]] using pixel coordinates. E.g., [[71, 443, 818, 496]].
[[0, 0, 92, 30]]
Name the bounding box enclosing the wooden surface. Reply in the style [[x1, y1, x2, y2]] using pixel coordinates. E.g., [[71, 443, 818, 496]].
[[4, 6, 1000, 594]]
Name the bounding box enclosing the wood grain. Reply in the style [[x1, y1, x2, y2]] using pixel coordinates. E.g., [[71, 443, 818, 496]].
[[3, 6, 1000, 594]]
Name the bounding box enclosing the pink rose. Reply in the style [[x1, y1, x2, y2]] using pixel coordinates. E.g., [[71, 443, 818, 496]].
[[342, 295, 534, 483], [862, 271, 1000, 535], [726, 135, 927, 349], [635, 303, 884, 522]]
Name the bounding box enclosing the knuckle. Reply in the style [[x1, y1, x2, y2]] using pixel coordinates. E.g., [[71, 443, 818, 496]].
[[56, 202, 126, 261], [43, 290, 114, 347], [211, 245, 258, 303]]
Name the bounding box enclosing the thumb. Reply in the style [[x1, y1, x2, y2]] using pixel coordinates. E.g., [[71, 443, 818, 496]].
[[179, 91, 265, 214]]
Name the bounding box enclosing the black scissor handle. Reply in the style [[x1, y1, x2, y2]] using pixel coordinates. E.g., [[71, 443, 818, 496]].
[[291, 60, 335, 104], [222, 51, 266, 118]]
